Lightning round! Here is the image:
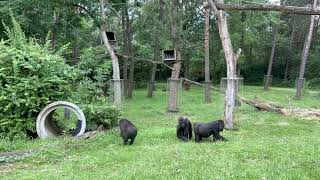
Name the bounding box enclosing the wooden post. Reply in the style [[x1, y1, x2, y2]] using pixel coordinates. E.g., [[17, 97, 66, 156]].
[[264, 26, 278, 90], [99, 0, 122, 106], [295, 0, 318, 99], [208, 0, 239, 129], [204, 1, 212, 103], [168, 0, 182, 112]]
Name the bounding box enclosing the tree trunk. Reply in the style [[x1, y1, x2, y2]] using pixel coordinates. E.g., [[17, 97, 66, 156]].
[[264, 26, 278, 90], [208, 0, 238, 129], [126, 7, 134, 99], [99, 0, 122, 106], [168, 0, 182, 112], [121, 7, 128, 95], [71, 41, 79, 65], [51, 12, 59, 50], [295, 0, 318, 99], [184, 54, 190, 79], [148, 0, 165, 97], [284, 27, 295, 82], [204, 4, 212, 103]]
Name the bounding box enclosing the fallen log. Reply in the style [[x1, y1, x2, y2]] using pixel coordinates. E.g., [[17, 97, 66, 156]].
[[239, 97, 286, 115], [239, 97, 320, 120]]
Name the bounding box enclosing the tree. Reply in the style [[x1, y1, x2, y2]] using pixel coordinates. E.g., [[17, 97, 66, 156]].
[[147, 0, 165, 98], [295, 0, 318, 99], [208, 0, 240, 129], [264, 26, 278, 90], [168, 0, 183, 112], [99, 0, 122, 105], [125, 4, 135, 99], [121, 6, 128, 95], [284, 26, 295, 82], [204, 1, 212, 103]]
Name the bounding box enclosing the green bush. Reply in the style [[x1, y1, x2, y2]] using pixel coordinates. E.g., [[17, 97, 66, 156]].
[[80, 99, 121, 129], [69, 79, 121, 130], [71, 47, 120, 130], [0, 18, 76, 138]]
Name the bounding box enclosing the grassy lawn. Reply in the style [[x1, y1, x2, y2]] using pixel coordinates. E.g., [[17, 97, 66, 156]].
[[1, 85, 320, 179]]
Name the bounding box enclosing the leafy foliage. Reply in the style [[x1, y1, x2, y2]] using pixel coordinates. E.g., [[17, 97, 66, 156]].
[[71, 47, 120, 129], [0, 17, 76, 138]]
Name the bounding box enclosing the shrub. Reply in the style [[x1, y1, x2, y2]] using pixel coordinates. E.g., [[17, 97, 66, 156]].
[[71, 47, 120, 130], [0, 17, 76, 138], [69, 79, 121, 130]]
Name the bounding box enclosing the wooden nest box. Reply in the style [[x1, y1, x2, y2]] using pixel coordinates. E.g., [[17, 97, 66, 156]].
[[162, 49, 176, 61], [106, 31, 116, 45]]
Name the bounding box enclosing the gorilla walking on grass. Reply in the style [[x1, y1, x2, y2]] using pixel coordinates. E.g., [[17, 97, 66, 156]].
[[194, 120, 227, 143], [119, 118, 138, 145], [176, 116, 192, 141]]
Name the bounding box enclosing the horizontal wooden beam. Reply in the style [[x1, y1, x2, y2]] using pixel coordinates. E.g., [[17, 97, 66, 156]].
[[205, 3, 320, 15]]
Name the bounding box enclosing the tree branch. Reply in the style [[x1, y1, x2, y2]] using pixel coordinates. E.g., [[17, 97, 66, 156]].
[[205, 3, 320, 15]]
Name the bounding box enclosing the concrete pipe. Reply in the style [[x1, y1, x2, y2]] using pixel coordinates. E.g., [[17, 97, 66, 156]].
[[36, 101, 86, 139]]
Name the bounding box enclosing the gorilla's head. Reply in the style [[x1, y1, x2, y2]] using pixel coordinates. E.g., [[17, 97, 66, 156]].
[[217, 120, 225, 131], [178, 117, 188, 128]]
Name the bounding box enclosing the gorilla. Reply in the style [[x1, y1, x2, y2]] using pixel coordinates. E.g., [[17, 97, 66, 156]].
[[72, 119, 82, 136], [194, 120, 227, 143], [119, 118, 138, 145], [176, 116, 192, 141]]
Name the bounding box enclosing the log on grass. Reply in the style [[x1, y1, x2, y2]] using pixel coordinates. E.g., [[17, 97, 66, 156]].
[[239, 97, 320, 120]]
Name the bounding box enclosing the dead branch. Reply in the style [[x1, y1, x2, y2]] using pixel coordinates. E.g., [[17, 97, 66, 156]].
[[206, 3, 320, 15], [181, 77, 220, 92]]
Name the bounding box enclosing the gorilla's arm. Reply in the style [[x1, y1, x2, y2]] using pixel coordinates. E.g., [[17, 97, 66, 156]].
[[177, 127, 188, 141], [194, 123, 201, 143]]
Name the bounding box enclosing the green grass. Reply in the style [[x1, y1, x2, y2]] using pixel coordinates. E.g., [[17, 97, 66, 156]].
[[1, 85, 320, 179]]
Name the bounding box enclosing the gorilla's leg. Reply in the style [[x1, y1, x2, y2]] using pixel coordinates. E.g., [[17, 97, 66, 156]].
[[123, 139, 129, 145], [212, 133, 219, 142], [194, 124, 201, 142], [188, 123, 192, 140], [129, 137, 135, 145], [218, 134, 227, 141]]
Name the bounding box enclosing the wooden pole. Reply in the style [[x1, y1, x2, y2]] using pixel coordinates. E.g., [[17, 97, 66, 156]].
[[208, 0, 237, 129], [205, 3, 320, 15], [204, 1, 212, 103], [264, 26, 278, 91], [99, 0, 122, 106], [295, 0, 318, 99], [168, 0, 182, 112]]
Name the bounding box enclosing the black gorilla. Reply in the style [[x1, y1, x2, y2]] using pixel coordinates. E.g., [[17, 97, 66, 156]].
[[194, 120, 227, 143], [72, 119, 82, 136], [176, 116, 192, 141], [119, 118, 138, 145]]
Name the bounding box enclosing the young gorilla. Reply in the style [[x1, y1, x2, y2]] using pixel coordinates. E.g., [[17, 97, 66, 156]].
[[194, 120, 227, 143], [176, 116, 192, 141], [119, 118, 138, 145]]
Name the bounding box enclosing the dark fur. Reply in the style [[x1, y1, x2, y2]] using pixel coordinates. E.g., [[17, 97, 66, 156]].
[[72, 119, 82, 136], [194, 120, 227, 143], [119, 118, 138, 145], [176, 117, 192, 141]]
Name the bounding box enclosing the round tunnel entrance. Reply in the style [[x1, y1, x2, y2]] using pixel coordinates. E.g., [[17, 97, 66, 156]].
[[36, 101, 86, 139]]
